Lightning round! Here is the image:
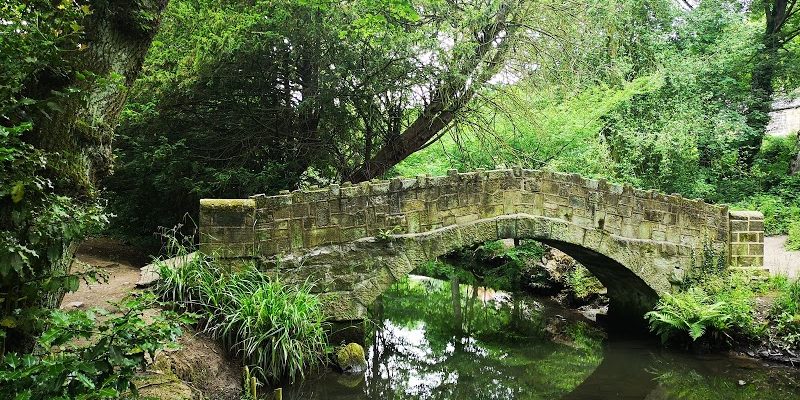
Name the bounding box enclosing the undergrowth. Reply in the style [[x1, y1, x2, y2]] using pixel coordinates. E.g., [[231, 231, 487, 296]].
[[646, 244, 763, 347], [768, 278, 800, 348], [154, 250, 328, 384], [0, 294, 189, 399]]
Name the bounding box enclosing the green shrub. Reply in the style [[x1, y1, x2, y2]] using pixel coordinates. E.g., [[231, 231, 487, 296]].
[[645, 289, 732, 343], [770, 279, 800, 347], [699, 273, 761, 337], [648, 242, 761, 344], [787, 220, 800, 251], [0, 294, 189, 399], [156, 256, 328, 383]]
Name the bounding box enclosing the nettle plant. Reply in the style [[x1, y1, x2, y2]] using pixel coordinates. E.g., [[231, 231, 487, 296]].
[[0, 293, 193, 400]]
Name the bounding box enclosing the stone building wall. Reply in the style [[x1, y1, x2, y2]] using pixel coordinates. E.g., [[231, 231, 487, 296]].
[[767, 98, 800, 137]]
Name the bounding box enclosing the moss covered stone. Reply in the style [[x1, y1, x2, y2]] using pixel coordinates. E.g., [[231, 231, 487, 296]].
[[336, 343, 367, 374]]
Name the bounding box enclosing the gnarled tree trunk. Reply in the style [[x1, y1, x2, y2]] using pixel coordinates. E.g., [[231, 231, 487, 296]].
[[2, 0, 170, 353]]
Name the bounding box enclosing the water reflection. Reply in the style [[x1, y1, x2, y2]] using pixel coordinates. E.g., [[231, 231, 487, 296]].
[[287, 275, 800, 400]]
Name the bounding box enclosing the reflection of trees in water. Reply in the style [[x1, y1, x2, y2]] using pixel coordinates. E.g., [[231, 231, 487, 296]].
[[646, 353, 800, 400], [287, 277, 800, 399], [564, 339, 800, 400], [352, 277, 604, 399]]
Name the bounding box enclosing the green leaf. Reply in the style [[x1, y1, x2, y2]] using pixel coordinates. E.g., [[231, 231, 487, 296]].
[[75, 372, 95, 389], [13, 390, 31, 400], [0, 316, 17, 328], [45, 102, 63, 112], [66, 275, 80, 292], [10, 182, 24, 203]]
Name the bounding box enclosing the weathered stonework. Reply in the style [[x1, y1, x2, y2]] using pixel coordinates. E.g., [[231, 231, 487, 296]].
[[728, 210, 765, 270], [199, 168, 764, 321]]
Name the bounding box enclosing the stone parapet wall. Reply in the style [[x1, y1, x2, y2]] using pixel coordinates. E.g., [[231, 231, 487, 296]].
[[199, 168, 760, 267]]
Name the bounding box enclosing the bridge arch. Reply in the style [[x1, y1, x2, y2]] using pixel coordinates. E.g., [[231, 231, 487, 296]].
[[199, 167, 765, 322], [269, 214, 660, 322]]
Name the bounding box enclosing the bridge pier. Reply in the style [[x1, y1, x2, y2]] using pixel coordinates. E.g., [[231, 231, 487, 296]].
[[199, 168, 765, 326]]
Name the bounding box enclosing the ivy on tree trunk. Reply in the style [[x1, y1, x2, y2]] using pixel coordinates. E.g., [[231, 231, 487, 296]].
[[1, 0, 170, 354]]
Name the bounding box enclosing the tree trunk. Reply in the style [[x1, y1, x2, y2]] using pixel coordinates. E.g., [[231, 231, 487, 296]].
[[742, 0, 793, 167], [25, 0, 170, 194], [346, 0, 522, 182], [3, 0, 169, 353]]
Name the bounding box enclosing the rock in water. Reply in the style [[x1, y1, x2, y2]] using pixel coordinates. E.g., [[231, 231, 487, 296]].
[[336, 343, 367, 374]]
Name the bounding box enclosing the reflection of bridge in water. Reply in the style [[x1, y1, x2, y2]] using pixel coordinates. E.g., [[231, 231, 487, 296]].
[[199, 167, 764, 322]]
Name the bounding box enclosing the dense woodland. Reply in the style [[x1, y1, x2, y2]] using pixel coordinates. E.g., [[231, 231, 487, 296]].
[[2, 0, 800, 398]]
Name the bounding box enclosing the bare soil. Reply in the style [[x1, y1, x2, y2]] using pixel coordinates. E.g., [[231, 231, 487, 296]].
[[60, 238, 242, 399]]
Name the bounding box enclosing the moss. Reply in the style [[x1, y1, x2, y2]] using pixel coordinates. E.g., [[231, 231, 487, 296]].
[[336, 343, 367, 373], [200, 198, 255, 210], [134, 356, 193, 400]]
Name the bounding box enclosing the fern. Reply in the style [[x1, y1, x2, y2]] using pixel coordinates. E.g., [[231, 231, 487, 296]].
[[645, 289, 732, 343]]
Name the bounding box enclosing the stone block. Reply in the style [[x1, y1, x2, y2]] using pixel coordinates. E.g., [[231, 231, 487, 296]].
[[309, 227, 341, 247], [730, 244, 749, 257], [730, 210, 763, 220], [748, 243, 764, 256], [497, 217, 517, 239], [503, 191, 520, 213], [290, 220, 305, 249], [459, 219, 498, 245], [557, 205, 573, 221], [749, 219, 764, 231], [341, 226, 367, 242]]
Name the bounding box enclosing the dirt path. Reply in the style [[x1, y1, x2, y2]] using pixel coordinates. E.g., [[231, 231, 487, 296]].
[[60, 238, 144, 310], [60, 238, 242, 400], [765, 235, 800, 278]]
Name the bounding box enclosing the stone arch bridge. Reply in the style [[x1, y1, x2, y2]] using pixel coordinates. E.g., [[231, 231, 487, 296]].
[[200, 168, 764, 322]]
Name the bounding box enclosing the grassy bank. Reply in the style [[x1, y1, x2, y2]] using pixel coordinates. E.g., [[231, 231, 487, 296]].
[[154, 253, 329, 384]]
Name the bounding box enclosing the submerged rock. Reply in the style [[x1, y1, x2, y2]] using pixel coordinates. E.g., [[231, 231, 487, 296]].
[[336, 343, 367, 374]]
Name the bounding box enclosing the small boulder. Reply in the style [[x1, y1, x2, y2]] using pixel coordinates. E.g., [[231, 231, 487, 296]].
[[65, 301, 84, 309], [336, 343, 367, 374]]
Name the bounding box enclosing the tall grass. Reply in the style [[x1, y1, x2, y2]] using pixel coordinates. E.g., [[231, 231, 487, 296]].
[[155, 254, 328, 383]]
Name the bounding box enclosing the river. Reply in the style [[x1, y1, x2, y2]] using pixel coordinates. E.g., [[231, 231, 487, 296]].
[[286, 275, 800, 399]]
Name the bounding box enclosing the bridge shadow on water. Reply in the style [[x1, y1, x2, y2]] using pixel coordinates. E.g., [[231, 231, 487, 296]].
[[560, 339, 660, 400], [536, 238, 658, 332]]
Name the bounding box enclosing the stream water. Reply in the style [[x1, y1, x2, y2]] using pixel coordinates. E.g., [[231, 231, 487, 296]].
[[287, 275, 800, 400]]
